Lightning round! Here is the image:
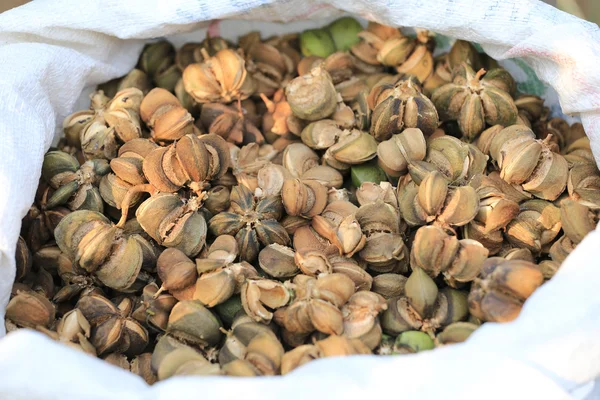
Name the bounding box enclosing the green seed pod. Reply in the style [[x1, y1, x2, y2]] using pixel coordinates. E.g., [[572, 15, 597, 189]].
[[300, 29, 336, 58]]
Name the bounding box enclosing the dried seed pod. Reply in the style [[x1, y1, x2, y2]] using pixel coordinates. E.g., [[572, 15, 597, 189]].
[[381, 268, 468, 335], [539, 259, 561, 280], [516, 94, 545, 125], [374, 30, 416, 67], [471, 179, 521, 234], [99, 173, 142, 210], [342, 291, 387, 348], [372, 274, 407, 299], [349, 22, 401, 66], [315, 335, 371, 357], [156, 347, 212, 381], [463, 221, 504, 256], [286, 66, 337, 121], [499, 247, 535, 263], [281, 345, 319, 374], [245, 331, 285, 375], [89, 316, 128, 356], [137, 40, 180, 90], [312, 201, 366, 257], [104, 353, 130, 370], [230, 143, 278, 191], [131, 283, 177, 331], [15, 236, 32, 282], [394, 30, 435, 83], [432, 64, 517, 140], [200, 103, 265, 145], [377, 128, 427, 178], [425, 136, 472, 184], [300, 119, 342, 150], [356, 182, 398, 208], [22, 194, 70, 252], [54, 211, 154, 292], [411, 226, 488, 286], [63, 88, 143, 160], [241, 279, 291, 323], [140, 88, 194, 142], [258, 244, 299, 280], [325, 129, 378, 168], [209, 184, 289, 262], [156, 248, 198, 292], [204, 185, 231, 216], [131, 353, 158, 385], [447, 40, 482, 71], [241, 36, 295, 97], [298, 166, 342, 191], [136, 194, 207, 257], [282, 143, 320, 179], [505, 200, 561, 253], [218, 320, 275, 366], [56, 308, 91, 342], [194, 238, 258, 308], [399, 173, 479, 228], [193, 267, 236, 307], [42, 151, 109, 212], [5, 290, 55, 328], [560, 200, 596, 244], [282, 179, 328, 218], [370, 80, 438, 141], [261, 89, 303, 139], [222, 359, 261, 377], [355, 202, 408, 274], [183, 48, 254, 104], [468, 258, 543, 323], [485, 125, 568, 200], [434, 322, 478, 346], [568, 163, 600, 208], [167, 300, 223, 347]]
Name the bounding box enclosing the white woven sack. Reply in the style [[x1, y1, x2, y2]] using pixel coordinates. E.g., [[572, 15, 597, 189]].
[[0, 1, 599, 399]]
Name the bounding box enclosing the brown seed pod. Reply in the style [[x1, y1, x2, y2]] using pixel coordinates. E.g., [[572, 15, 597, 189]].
[[156, 248, 198, 293], [377, 127, 427, 177], [505, 200, 561, 254], [209, 184, 289, 262], [183, 48, 255, 104], [5, 290, 56, 328], [241, 279, 291, 324], [42, 151, 110, 213], [410, 225, 488, 286], [281, 345, 320, 374], [468, 258, 543, 323], [342, 291, 387, 349], [63, 88, 144, 160], [285, 66, 338, 121], [380, 268, 468, 335], [167, 300, 223, 347], [312, 201, 366, 257], [484, 125, 568, 201], [140, 88, 194, 142], [281, 178, 328, 218], [398, 172, 479, 228], [258, 244, 299, 280], [432, 64, 517, 141], [199, 103, 265, 145], [370, 80, 438, 141]]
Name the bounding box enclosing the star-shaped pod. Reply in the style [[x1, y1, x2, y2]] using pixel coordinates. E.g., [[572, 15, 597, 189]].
[[209, 184, 290, 262]]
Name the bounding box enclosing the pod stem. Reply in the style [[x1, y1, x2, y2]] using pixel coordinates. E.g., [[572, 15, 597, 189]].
[[115, 183, 156, 228]]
